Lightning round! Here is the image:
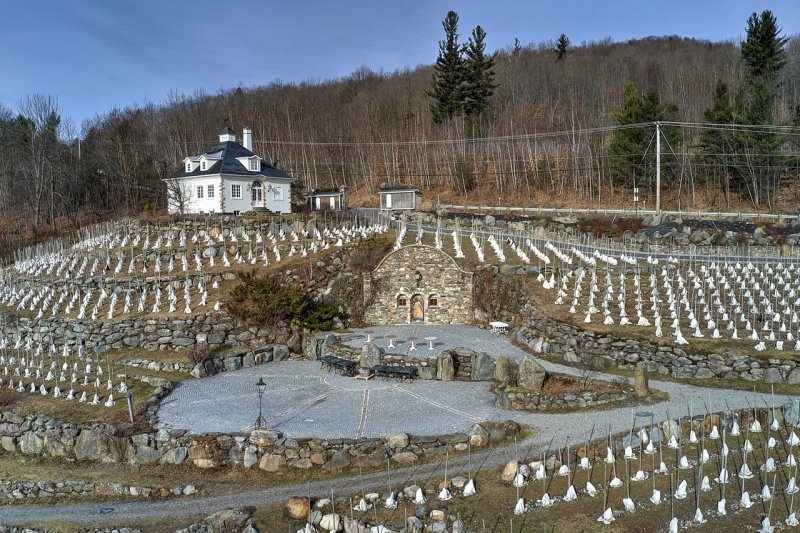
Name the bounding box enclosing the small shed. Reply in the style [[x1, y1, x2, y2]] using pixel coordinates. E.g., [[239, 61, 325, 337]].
[[379, 188, 421, 211], [310, 188, 346, 212]]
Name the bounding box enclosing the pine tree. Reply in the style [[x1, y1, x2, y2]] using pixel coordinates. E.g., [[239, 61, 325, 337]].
[[428, 11, 464, 124], [741, 10, 789, 79], [554, 33, 570, 61], [463, 25, 497, 122], [608, 81, 680, 188]]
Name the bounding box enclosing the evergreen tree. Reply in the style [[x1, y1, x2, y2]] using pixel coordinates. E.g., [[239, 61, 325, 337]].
[[463, 25, 497, 122], [554, 33, 571, 61], [741, 10, 789, 79], [608, 81, 680, 188], [428, 11, 464, 124]]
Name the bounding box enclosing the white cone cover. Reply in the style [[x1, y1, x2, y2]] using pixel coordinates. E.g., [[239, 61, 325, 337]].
[[787, 477, 798, 494], [750, 420, 762, 432], [558, 464, 570, 476], [438, 488, 451, 501], [731, 421, 740, 436], [787, 512, 799, 527], [674, 480, 687, 499], [768, 437, 776, 449], [605, 447, 615, 463], [709, 426, 720, 439], [650, 489, 661, 505], [763, 457, 776, 471], [658, 462, 669, 474], [716, 468, 728, 484], [564, 485, 577, 501], [353, 498, 370, 511], [743, 440, 754, 453], [514, 497, 526, 515], [788, 432, 800, 446], [717, 498, 726, 515], [761, 484, 772, 501], [598, 507, 614, 524], [534, 463, 546, 480], [413, 488, 426, 504], [701, 449, 710, 464], [694, 507, 705, 523], [679, 456, 690, 469], [513, 473, 526, 487], [463, 479, 476, 497], [384, 493, 397, 509], [610, 477, 622, 488], [623, 497, 635, 512], [631, 470, 647, 481], [579, 456, 590, 469], [668, 435, 679, 449], [624, 446, 635, 459], [297, 523, 317, 533], [669, 517, 678, 533], [645, 442, 655, 455], [586, 481, 597, 497], [760, 517, 773, 533], [740, 491, 753, 508], [539, 493, 552, 507], [771, 418, 780, 431]]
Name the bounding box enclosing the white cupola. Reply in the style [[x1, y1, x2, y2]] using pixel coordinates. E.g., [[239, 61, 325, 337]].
[[219, 126, 236, 142]]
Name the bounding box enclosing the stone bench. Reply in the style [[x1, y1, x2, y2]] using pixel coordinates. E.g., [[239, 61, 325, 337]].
[[372, 364, 417, 382], [319, 355, 357, 377]]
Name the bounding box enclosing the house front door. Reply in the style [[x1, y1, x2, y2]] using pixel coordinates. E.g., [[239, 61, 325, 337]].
[[251, 182, 263, 208]]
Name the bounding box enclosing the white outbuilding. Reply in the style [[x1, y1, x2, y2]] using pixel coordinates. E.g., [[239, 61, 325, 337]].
[[165, 126, 294, 215]]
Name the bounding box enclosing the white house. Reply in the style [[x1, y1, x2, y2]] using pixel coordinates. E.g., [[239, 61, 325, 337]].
[[165, 126, 294, 215], [379, 188, 422, 211]]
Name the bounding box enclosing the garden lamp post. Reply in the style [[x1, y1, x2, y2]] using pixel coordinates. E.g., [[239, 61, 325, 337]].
[[255, 376, 267, 429]]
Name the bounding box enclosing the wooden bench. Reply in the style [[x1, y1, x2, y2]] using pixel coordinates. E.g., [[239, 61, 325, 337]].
[[371, 364, 417, 382], [319, 355, 357, 377]]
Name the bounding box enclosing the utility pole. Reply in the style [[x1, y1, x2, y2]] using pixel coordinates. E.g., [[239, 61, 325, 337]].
[[655, 122, 661, 215]]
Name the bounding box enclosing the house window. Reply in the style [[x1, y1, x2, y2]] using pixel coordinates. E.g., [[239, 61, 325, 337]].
[[201, 161, 207, 171], [185, 162, 191, 172], [397, 294, 408, 307], [428, 294, 439, 307], [196, 185, 204, 199], [249, 159, 259, 171], [207, 184, 215, 198], [272, 186, 284, 201], [231, 184, 242, 199], [330, 196, 336, 209], [385, 193, 392, 209]]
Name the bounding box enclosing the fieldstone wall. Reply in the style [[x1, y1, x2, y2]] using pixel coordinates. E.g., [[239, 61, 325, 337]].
[[495, 386, 632, 412], [363, 245, 473, 325], [0, 479, 196, 501], [0, 410, 519, 471]]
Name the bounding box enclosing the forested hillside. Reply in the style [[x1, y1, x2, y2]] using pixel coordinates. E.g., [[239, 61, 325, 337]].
[[1, 24, 799, 249]]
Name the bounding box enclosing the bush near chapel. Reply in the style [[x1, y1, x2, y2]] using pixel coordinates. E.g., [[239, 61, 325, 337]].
[[227, 271, 338, 331]]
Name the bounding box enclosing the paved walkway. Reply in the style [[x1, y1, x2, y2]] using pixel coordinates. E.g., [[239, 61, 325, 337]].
[[159, 325, 793, 440]]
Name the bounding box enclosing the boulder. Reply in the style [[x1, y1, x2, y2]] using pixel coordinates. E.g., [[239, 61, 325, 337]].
[[273, 344, 290, 361], [392, 451, 418, 465], [784, 399, 800, 427], [763, 367, 783, 383], [388, 432, 410, 449], [197, 508, 254, 532], [360, 342, 381, 369], [250, 429, 281, 447], [133, 446, 162, 464], [18, 432, 43, 455], [286, 496, 311, 519], [633, 365, 649, 397], [501, 460, 518, 482], [259, 453, 286, 472], [74, 429, 108, 461], [518, 357, 546, 391], [495, 356, 510, 383], [472, 352, 495, 381], [320, 513, 342, 531], [323, 450, 351, 470], [437, 351, 454, 382], [787, 368, 800, 386]]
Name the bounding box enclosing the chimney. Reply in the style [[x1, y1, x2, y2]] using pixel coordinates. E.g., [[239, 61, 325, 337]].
[[242, 128, 253, 151]]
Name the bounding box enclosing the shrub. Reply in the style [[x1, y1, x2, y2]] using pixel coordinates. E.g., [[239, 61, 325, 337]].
[[348, 236, 392, 273], [227, 271, 339, 331]]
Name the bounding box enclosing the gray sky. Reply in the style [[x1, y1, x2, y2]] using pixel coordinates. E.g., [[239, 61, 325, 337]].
[[2, 0, 798, 130]]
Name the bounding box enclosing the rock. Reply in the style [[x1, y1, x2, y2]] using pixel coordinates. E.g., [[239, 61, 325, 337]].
[[197, 508, 254, 532], [470, 433, 489, 447], [388, 432, 410, 449], [763, 367, 783, 383], [320, 513, 342, 531], [18, 432, 43, 455], [287, 496, 311, 519], [250, 429, 281, 447], [133, 446, 161, 464], [343, 515, 369, 533], [430, 509, 445, 521], [273, 344, 290, 361], [0, 436, 15, 453], [471, 352, 495, 381], [662, 419, 680, 441], [243, 447, 259, 469], [694, 367, 715, 379], [787, 368, 800, 385], [417, 365, 436, 380], [518, 357, 546, 392], [392, 451, 418, 465], [495, 356, 510, 383], [183, 484, 197, 495], [406, 516, 423, 533], [437, 351, 454, 381], [323, 450, 351, 470], [259, 453, 286, 472], [784, 399, 800, 426], [634, 365, 649, 397], [501, 460, 518, 482], [360, 342, 382, 369], [73, 429, 107, 461]]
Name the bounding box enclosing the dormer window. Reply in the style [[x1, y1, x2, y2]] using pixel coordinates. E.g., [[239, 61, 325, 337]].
[[249, 159, 259, 171], [185, 162, 191, 172], [201, 160, 207, 171]]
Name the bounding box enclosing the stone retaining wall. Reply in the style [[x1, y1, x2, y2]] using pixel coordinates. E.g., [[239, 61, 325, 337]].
[[515, 307, 800, 384], [0, 479, 195, 502], [0, 410, 520, 472], [495, 386, 632, 412]]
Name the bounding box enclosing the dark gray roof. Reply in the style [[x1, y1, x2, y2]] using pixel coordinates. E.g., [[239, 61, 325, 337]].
[[173, 140, 293, 180], [219, 126, 235, 137], [310, 191, 344, 197]]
